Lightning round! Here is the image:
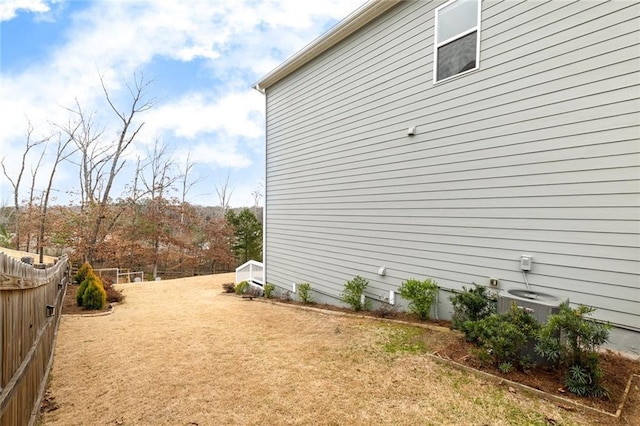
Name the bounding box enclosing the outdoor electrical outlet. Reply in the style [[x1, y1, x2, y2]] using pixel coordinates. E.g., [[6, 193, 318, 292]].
[[489, 278, 499, 287], [520, 255, 532, 271]]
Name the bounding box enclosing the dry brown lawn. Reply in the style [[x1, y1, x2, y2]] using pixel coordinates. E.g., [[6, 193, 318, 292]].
[[42, 274, 616, 425], [1, 247, 57, 264]]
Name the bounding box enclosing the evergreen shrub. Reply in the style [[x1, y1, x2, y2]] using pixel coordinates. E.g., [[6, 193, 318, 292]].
[[450, 285, 497, 338], [82, 277, 107, 310], [465, 303, 540, 371], [74, 261, 93, 284], [76, 271, 96, 306], [535, 304, 611, 397]]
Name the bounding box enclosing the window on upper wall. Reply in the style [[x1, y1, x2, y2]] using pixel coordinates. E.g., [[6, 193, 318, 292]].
[[434, 0, 481, 83]]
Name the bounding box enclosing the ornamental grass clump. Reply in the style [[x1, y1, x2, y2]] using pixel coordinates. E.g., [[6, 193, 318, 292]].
[[398, 278, 439, 321]]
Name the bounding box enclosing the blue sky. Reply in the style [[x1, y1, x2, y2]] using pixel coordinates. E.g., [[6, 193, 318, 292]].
[[0, 0, 365, 207]]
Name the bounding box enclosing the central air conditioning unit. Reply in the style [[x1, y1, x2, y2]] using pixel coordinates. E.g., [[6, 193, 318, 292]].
[[498, 289, 568, 324]]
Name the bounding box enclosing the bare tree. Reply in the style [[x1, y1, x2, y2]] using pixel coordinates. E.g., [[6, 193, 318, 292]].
[[1, 120, 50, 250], [179, 152, 203, 223], [251, 182, 263, 217], [141, 138, 176, 279], [63, 100, 108, 207], [37, 129, 78, 263], [62, 73, 154, 263], [215, 171, 234, 216], [24, 147, 47, 252]]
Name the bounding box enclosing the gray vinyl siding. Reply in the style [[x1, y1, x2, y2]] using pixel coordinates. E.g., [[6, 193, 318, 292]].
[[264, 1, 640, 334]]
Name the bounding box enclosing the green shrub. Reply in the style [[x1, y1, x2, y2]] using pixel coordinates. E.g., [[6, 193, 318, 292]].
[[297, 282, 313, 304], [235, 280, 249, 295], [263, 283, 275, 299], [465, 303, 540, 371], [76, 270, 98, 306], [398, 278, 438, 321], [450, 285, 497, 335], [535, 304, 610, 397], [74, 261, 93, 284], [81, 275, 107, 310], [341, 276, 369, 311]]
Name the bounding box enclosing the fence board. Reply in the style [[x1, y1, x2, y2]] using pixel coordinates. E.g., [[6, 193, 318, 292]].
[[0, 252, 68, 426]]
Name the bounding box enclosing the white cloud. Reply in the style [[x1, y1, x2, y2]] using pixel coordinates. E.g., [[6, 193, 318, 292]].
[[0, 0, 50, 21], [145, 90, 264, 140], [1, 0, 367, 204]]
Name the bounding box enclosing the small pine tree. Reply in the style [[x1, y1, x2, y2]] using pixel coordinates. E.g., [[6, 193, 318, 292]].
[[76, 271, 99, 307], [82, 276, 107, 310], [74, 261, 93, 284]]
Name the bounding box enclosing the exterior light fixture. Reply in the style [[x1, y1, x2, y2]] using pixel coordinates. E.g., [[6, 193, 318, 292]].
[[46, 305, 55, 317], [407, 126, 417, 136]]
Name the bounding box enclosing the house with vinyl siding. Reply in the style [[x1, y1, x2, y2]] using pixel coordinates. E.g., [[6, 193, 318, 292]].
[[253, 0, 640, 354]]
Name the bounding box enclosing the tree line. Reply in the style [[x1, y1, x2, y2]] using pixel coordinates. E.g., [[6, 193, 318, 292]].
[[0, 73, 262, 277]]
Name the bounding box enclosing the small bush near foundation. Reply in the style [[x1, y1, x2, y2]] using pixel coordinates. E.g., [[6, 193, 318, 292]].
[[82, 275, 107, 310], [536, 304, 611, 397], [341, 276, 368, 311], [222, 282, 235, 293], [235, 280, 249, 295], [398, 278, 438, 321], [450, 285, 497, 337], [297, 282, 313, 304], [465, 303, 540, 371], [263, 283, 275, 298]]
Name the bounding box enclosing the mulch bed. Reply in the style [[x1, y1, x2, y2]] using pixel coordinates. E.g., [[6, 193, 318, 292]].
[[61, 283, 119, 315]]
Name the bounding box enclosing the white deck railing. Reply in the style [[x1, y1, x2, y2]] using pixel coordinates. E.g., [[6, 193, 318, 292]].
[[235, 260, 264, 286]]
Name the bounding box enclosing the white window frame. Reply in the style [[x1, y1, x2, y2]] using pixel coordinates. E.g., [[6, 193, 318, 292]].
[[433, 0, 482, 84]]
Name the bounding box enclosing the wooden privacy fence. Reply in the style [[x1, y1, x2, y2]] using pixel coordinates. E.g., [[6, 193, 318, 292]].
[[0, 252, 68, 426]]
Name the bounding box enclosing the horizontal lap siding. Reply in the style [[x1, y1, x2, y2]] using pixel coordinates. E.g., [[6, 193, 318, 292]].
[[264, 0, 640, 331]]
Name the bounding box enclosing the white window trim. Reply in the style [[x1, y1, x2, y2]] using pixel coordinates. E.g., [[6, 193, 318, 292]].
[[433, 0, 482, 84]]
